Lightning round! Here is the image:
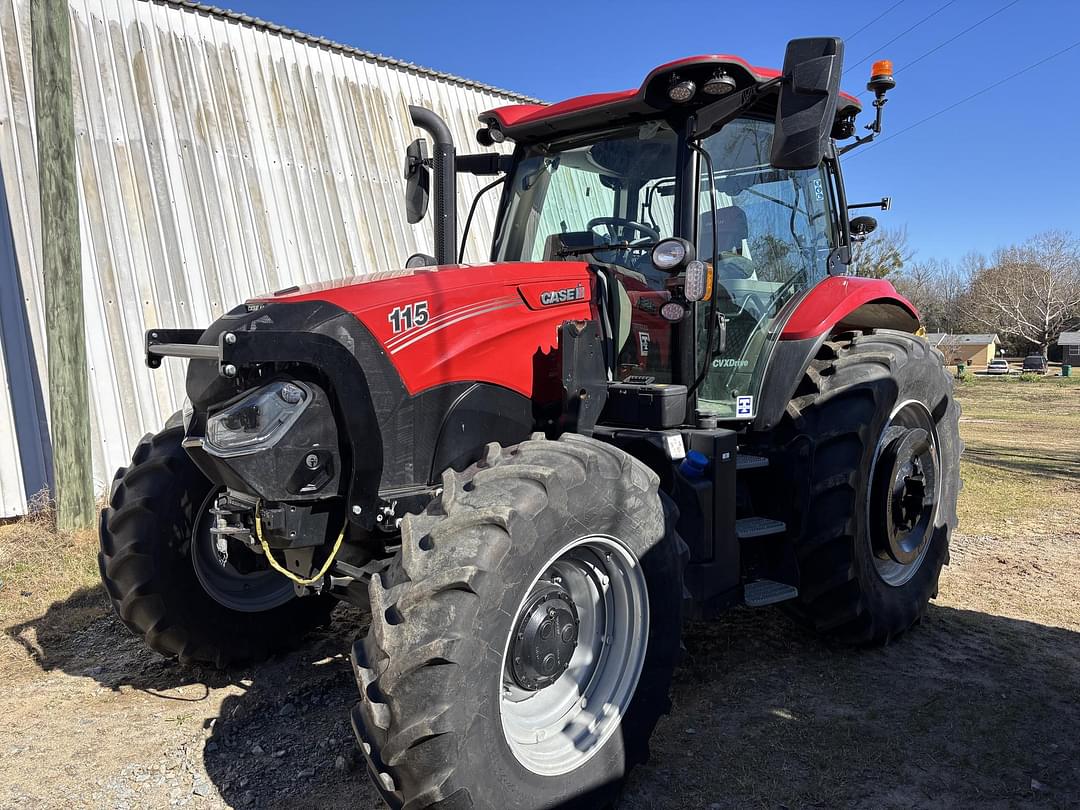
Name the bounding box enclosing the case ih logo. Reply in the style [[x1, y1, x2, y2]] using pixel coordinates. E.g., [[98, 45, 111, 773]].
[[539, 285, 585, 306]]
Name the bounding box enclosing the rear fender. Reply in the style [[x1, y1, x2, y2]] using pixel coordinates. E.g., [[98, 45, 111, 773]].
[[752, 276, 920, 431]]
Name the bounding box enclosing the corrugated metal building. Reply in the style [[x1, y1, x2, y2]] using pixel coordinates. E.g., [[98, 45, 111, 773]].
[[0, 0, 538, 516]]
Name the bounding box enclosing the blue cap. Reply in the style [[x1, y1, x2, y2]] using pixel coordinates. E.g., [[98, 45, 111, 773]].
[[679, 449, 709, 478]]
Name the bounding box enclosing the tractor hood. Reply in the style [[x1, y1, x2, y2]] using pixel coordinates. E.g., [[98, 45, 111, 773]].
[[249, 261, 596, 397]]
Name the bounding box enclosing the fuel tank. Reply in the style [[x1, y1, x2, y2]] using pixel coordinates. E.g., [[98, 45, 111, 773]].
[[255, 262, 595, 398]]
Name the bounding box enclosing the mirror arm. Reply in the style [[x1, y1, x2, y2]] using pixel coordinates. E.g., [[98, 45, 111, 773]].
[[838, 132, 874, 155], [687, 76, 781, 141], [848, 197, 891, 211], [838, 92, 890, 155], [456, 153, 514, 176]]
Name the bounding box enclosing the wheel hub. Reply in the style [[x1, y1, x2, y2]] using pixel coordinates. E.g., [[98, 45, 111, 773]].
[[191, 490, 296, 613], [499, 535, 649, 777], [509, 581, 579, 691], [871, 425, 937, 567]]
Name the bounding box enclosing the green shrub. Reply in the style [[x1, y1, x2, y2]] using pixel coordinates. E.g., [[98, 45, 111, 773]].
[[952, 366, 975, 384]]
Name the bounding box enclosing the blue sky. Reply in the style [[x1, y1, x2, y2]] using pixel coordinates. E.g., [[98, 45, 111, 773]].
[[225, 0, 1079, 265]]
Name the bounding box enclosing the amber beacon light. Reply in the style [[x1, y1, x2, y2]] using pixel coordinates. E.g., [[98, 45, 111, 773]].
[[868, 60, 896, 95]]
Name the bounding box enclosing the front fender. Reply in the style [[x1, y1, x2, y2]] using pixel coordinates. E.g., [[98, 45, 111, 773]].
[[779, 276, 919, 340], [752, 276, 921, 431]]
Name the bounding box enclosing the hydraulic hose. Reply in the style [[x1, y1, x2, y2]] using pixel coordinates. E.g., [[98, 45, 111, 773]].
[[254, 501, 346, 587]]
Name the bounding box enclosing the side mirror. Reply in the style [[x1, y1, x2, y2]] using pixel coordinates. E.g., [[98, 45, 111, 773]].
[[850, 215, 878, 238], [770, 37, 844, 170], [404, 138, 430, 225], [405, 252, 437, 268]]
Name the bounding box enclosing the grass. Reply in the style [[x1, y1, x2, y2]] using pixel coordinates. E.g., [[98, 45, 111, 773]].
[[0, 498, 102, 654], [952, 374, 1080, 536]]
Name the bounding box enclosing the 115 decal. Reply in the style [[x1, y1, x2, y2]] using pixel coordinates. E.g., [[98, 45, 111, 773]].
[[388, 301, 430, 334]]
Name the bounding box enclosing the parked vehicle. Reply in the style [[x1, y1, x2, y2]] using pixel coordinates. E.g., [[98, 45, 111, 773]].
[[99, 39, 961, 809], [987, 358, 1011, 375], [1023, 355, 1049, 374]]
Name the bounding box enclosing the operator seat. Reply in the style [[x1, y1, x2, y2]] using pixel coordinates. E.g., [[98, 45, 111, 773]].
[[699, 205, 756, 283], [698, 205, 749, 256]]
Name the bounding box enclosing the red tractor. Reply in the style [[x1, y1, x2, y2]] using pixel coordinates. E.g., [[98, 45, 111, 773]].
[[100, 38, 960, 809]]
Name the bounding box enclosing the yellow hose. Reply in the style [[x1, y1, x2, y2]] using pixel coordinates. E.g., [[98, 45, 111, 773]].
[[254, 501, 346, 586]]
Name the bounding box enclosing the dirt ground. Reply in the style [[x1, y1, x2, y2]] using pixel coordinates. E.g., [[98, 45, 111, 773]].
[[2, 376, 1079, 809]]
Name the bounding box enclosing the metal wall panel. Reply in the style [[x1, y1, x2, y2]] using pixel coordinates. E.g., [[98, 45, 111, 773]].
[[0, 0, 535, 516]]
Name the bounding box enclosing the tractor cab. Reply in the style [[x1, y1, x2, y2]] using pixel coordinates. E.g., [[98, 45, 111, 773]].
[[489, 112, 841, 419], [405, 39, 893, 422]]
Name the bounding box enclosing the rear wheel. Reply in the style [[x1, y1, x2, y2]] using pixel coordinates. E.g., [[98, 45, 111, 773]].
[[778, 330, 961, 645], [98, 420, 335, 667], [351, 434, 685, 810]]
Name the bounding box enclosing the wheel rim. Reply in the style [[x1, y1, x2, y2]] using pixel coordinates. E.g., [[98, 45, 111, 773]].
[[190, 490, 296, 613], [499, 535, 649, 776], [867, 400, 941, 587]]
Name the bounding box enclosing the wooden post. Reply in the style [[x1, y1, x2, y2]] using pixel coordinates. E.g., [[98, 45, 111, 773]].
[[31, 0, 92, 529]]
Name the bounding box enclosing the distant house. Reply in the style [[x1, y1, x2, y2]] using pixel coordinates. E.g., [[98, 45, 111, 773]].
[[1059, 332, 1080, 366], [924, 333, 1000, 367]]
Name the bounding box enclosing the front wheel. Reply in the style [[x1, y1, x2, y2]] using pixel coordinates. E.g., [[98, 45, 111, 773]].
[[351, 434, 686, 810], [778, 330, 962, 645], [98, 420, 335, 667]]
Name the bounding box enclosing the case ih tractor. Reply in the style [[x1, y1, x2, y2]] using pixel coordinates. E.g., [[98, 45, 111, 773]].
[[99, 38, 960, 809]]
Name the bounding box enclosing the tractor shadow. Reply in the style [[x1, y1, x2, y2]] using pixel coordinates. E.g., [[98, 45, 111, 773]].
[[5, 586, 381, 807], [7, 585, 1080, 808], [624, 605, 1080, 809]]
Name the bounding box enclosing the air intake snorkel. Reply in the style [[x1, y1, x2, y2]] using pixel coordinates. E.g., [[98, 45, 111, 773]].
[[408, 106, 457, 265]]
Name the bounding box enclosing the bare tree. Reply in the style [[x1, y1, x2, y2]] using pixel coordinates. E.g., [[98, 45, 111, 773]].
[[893, 259, 943, 325], [892, 258, 975, 333], [849, 225, 914, 279], [965, 231, 1080, 356]]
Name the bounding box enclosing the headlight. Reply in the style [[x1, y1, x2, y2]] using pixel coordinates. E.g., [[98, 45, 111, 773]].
[[204, 381, 310, 457], [652, 238, 693, 271]]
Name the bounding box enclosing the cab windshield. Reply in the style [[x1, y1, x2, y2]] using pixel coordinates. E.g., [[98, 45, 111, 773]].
[[694, 117, 836, 418], [493, 116, 837, 419], [494, 122, 678, 287]]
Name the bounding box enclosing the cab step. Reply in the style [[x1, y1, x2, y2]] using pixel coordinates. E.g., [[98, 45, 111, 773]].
[[735, 516, 786, 539], [736, 453, 769, 470], [743, 579, 799, 607]]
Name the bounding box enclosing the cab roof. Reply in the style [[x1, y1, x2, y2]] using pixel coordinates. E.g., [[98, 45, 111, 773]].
[[479, 54, 862, 142]]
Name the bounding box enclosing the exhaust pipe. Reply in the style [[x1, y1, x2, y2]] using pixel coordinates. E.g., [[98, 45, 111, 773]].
[[409, 106, 456, 265]]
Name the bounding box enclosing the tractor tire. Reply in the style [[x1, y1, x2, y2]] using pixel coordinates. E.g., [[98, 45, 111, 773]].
[[98, 419, 335, 667], [351, 434, 686, 810], [779, 330, 961, 645]]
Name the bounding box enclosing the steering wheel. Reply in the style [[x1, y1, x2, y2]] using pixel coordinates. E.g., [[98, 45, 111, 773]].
[[586, 217, 661, 244]]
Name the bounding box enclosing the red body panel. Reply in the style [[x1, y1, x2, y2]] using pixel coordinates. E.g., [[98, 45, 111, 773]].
[[780, 276, 919, 341], [481, 54, 861, 137], [491, 92, 637, 129], [254, 263, 594, 397]]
